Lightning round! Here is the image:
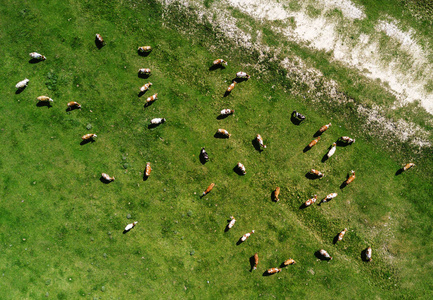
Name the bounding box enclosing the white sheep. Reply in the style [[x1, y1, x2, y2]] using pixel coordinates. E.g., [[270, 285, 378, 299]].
[[16, 78, 29, 89]]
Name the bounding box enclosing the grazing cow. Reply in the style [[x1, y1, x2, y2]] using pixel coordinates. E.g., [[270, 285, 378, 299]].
[[101, 173, 115, 182], [124, 221, 138, 232], [292, 110, 306, 121], [15, 78, 29, 89], [267, 268, 281, 274], [345, 170, 356, 185], [82, 133, 97, 141], [220, 109, 234, 115], [29, 52, 46, 60], [228, 216, 236, 229], [253, 253, 259, 270], [236, 71, 250, 79], [237, 162, 246, 175], [37, 96, 53, 102], [284, 259, 296, 266], [138, 68, 151, 75], [308, 137, 320, 148], [322, 193, 338, 203], [319, 123, 332, 133], [403, 163, 415, 171], [256, 134, 267, 149], [327, 143, 337, 158], [365, 247, 372, 261], [241, 230, 255, 242], [140, 82, 152, 92], [95, 34, 104, 44], [202, 183, 215, 196], [304, 195, 317, 207], [217, 129, 231, 137], [67, 101, 81, 109], [319, 249, 332, 260], [226, 81, 237, 92], [150, 118, 165, 125], [213, 59, 228, 66], [146, 93, 158, 104], [339, 136, 355, 144], [337, 228, 347, 242], [274, 187, 280, 202], [138, 46, 152, 53], [309, 169, 324, 178], [145, 162, 152, 177], [201, 147, 209, 161]]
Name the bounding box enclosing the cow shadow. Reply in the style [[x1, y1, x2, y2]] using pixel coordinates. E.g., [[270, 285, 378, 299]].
[[305, 172, 320, 180], [199, 154, 208, 165], [271, 191, 278, 202], [137, 50, 151, 57], [233, 166, 245, 176], [303, 146, 312, 153], [36, 102, 52, 108], [29, 58, 42, 64], [138, 73, 151, 79], [95, 38, 104, 49], [209, 64, 225, 71], [232, 77, 248, 83], [122, 229, 130, 234], [143, 172, 149, 181], [214, 132, 229, 139], [395, 168, 404, 176], [138, 90, 148, 98], [217, 114, 229, 120], [361, 248, 371, 262], [262, 271, 274, 277], [333, 234, 340, 245], [15, 88, 25, 94], [314, 250, 331, 261], [143, 101, 155, 109], [223, 90, 231, 97], [80, 139, 95, 145], [340, 181, 348, 189], [336, 140, 351, 147], [299, 202, 308, 209], [252, 139, 263, 152], [66, 106, 80, 112], [290, 114, 303, 125], [100, 176, 113, 184], [313, 130, 323, 138], [148, 123, 160, 129], [321, 153, 330, 163], [249, 255, 256, 272], [236, 238, 244, 246]]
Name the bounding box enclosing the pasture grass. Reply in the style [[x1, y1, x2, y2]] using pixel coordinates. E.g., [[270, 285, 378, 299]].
[[0, 0, 432, 299]]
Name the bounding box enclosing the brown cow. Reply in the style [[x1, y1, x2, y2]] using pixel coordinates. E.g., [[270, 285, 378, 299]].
[[202, 183, 215, 196], [145, 162, 152, 177], [345, 170, 356, 185], [82, 133, 97, 141], [403, 163, 415, 171], [226, 81, 237, 92], [337, 228, 347, 242], [273, 187, 280, 202], [318, 123, 332, 133], [308, 137, 321, 148], [283, 258, 296, 266], [213, 59, 228, 66], [253, 253, 259, 270], [267, 268, 281, 274], [304, 195, 317, 207]]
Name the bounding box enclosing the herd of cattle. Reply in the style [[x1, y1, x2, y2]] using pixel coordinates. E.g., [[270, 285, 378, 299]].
[[16, 34, 416, 276]]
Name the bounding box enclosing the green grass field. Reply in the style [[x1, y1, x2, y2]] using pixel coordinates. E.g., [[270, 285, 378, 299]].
[[1, 0, 433, 299]]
